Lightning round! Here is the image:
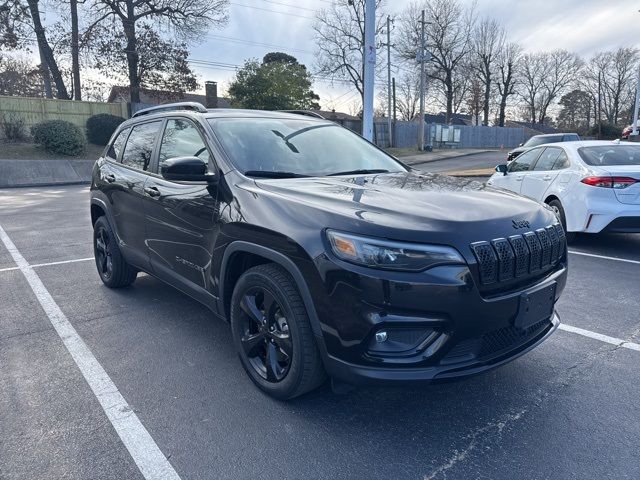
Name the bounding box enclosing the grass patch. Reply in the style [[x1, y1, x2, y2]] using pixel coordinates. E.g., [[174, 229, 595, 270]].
[[0, 141, 104, 160], [384, 147, 427, 157]]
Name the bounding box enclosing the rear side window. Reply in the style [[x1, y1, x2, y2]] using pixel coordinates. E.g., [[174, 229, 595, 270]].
[[106, 127, 130, 161], [159, 119, 210, 165], [121, 121, 162, 171], [552, 151, 570, 170], [533, 147, 561, 171], [578, 145, 640, 166], [509, 148, 541, 172], [563, 134, 579, 141]]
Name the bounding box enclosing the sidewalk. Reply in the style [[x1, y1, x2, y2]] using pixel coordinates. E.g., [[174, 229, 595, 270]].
[[393, 148, 498, 166]]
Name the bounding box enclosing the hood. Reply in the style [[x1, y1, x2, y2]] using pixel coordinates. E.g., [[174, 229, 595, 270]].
[[251, 171, 556, 249]]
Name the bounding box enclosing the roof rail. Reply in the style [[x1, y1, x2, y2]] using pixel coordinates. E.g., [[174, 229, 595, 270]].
[[279, 110, 325, 119], [132, 102, 207, 118]]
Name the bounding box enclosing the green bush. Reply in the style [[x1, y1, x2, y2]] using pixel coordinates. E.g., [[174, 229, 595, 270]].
[[31, 120, 86, 156], [588, 122, 623, 140], [86, 113, 125, 145], [1, 113, 27, 141]]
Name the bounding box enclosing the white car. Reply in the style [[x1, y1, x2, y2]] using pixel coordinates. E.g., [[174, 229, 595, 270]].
[[488, 140, 640, 241]]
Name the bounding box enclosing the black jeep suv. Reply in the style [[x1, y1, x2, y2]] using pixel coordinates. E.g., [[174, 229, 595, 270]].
[[90, 102, 567, 399]]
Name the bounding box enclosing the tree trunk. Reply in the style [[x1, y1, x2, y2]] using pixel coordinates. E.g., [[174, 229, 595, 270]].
[[38, 44, 53, 98], [26, 0, 70, 100], [123, 0, 140, 104], [70, 0, 81, 100], [498, 97, 507, 127], [445, 72, 453, 123], [483, 66, 490, 126]]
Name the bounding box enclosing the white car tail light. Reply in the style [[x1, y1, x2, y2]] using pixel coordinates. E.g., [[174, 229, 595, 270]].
[[580, 176, 637, 189]]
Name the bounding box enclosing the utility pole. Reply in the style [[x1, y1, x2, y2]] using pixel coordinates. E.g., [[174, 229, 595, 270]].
[[386, 15, 393, 148], [418, 9, 426, 150], [70, 0, 81, 100], [392, 77, 397, 124], [632, 67, 640, 137], [362, 0, 376, 141]]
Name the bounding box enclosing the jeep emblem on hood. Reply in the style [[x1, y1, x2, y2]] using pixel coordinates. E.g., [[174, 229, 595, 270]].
[[512, 219, 530, 229]]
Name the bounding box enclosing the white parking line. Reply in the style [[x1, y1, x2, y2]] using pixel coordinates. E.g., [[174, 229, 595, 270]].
[[0, 257, 94, 273], [0, 224, 181, 480], [559, 324, 640, 352], [569, 250, 640, 265]]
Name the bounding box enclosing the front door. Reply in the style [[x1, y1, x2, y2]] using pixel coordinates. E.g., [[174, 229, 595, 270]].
[[490, 147, 543, 194], [143, 117, 220, 299]]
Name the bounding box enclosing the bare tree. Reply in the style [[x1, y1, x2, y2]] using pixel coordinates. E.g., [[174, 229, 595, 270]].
[[397, 0, 475, 123], [89, 0, 228, 103], [470, 17, 504, 125], [313, 0, 386, 107], [581, 47, 639, 125], [519, 50, 581, 124], [495, 41, 521, 126]]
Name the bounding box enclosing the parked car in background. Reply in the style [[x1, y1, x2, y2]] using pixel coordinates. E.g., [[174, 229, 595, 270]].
[[621, 121, 640, 140], [507, 133, 581, 162], [489, 140, 640, 242]]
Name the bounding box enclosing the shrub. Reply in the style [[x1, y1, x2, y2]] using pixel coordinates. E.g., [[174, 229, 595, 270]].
[[31, 120, 86, 156], [1, 113, 27, 141], [86, 113, 125, 145], [588, 122, 623, 140]]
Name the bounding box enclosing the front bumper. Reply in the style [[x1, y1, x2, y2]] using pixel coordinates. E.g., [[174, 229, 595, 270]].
[[324, 312, 560, 385], [308, 253, 567, 386]]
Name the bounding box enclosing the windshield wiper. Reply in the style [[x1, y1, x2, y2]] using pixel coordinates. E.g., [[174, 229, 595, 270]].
[[243, 170, 310, 178], [327, 169, 391, 176]]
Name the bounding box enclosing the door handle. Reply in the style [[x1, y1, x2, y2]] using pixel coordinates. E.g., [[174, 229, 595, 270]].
[[104, 173, 116, 183], [516, 176, 524, 182], [543, 175, 552, 181], [144, 186, 161, 198]]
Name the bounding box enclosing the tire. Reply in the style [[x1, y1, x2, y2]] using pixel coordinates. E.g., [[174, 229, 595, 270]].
[[547, 199, 576, 243], [93, 216, 137, 288], [230, 263, 326, 399]]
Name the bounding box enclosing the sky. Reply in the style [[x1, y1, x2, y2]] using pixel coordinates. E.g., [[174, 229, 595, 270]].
[[187, 0, 639, 112]]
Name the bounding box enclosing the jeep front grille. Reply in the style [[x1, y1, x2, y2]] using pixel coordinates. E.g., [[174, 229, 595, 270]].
[[470, 224, 565, 286]]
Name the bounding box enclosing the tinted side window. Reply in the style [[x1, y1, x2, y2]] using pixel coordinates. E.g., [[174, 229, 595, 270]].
[[509, 148, 540, 172], [121, 121, 162, 171], [552, 151, 570, 170], [159, 119, 210, 164], [533, 147, 561, 171], [106, 127, 130, 160]]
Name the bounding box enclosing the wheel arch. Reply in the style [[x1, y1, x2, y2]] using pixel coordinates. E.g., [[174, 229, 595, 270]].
[[219, 241, 325, 346], [543, 194, 560, 205]]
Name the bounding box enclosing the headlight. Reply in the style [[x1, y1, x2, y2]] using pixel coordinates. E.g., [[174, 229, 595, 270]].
[[326, 230, 465, 271]]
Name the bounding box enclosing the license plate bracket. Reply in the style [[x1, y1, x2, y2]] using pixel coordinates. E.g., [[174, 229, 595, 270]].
[[515, 282, 556, 330]]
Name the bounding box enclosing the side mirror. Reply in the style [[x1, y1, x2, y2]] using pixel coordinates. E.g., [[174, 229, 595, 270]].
[[518, 143, 523, 147], [495, 164, 508, 176], [160, 156, 217, 183]]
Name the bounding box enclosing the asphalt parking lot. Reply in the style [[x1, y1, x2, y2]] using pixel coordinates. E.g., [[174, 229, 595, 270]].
[[1, 184, 639, 480]]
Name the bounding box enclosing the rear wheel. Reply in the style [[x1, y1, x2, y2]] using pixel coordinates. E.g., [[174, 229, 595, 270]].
[[230, 263, 325, 399], [93, 216, 137, 288], [547, 199, 576, 243]]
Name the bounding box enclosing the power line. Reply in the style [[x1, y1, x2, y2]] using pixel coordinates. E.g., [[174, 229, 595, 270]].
[[229, 2, 315, 20], [261, 0, 319, 13], [205, 34, 314, 55]]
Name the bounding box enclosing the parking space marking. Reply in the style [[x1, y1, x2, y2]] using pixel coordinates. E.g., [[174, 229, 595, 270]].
[[0, 224, 182, 480], [0, 257, 93, 273], [568, 250, 640, 265], [559, 323, 640, 352]]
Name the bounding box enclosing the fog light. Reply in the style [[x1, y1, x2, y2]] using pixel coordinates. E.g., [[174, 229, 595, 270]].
[[375, 331, 388, 343]]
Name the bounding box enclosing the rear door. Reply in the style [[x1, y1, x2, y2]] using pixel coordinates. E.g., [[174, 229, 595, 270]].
[[109, 120, 163, 269], [520, 147, 564, 201], [489, 147, 542, 194], [143, 117, 220, 297]]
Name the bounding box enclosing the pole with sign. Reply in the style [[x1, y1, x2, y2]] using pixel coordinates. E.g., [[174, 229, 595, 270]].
[[362, 0, 376, 141]]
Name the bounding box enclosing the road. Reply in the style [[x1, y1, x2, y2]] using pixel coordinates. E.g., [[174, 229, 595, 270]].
[[413, 150, 506, 174], [1, 185, 639, 480]]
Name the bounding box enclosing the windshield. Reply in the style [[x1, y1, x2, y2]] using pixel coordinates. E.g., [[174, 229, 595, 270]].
[[524, 136, 562, 147], [208, 118, 406, 177], [578, 145, 640, 166]]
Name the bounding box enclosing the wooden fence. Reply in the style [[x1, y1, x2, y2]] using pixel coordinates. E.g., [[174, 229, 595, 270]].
[[0, 96, 128, 138]]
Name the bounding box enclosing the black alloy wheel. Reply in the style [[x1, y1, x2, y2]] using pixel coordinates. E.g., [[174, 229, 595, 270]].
[[95, 224, 113, 281], [230, 264, 326, 399], [238, 287, 293, 382]]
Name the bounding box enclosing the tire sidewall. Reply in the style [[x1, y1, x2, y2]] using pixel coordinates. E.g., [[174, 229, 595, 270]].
[[93, 217, 112, 284], [230, 270, 306, 399]]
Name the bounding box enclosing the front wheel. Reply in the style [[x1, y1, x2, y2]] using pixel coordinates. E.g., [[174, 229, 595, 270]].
[[547, 199, 576, 243], [230, 263, 326, 399]]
